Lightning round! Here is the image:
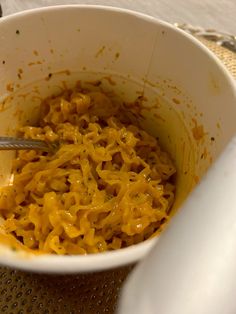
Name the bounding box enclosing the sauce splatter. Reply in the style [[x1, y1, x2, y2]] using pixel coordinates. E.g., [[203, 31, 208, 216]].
[[200, 147, 208, 160], [115, 52, 120, 60], [153, 112, 166, 122], [192, 118, 205, 141], [172, 98, 180, 104], [45, 73, 53, 81], [210, 74, 220, 94], [194, 175, 199, 184], [103, 76, 116, 86], [95, 45, 106, 58], [6, 83, 14, 92], [17, 68, 23, 80]]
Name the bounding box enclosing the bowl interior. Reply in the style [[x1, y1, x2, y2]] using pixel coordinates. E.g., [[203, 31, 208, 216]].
[[0, 5, 235, 272]]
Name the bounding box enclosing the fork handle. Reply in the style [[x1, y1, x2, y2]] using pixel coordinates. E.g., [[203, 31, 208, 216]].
[[0, 137, 53, 152]]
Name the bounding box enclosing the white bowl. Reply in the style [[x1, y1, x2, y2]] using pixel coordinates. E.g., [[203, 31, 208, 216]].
[[0, 5, 235, 273]]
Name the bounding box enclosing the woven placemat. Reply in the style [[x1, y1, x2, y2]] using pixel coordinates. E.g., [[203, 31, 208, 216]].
[[0, 37, 235, 314], [198, 37, 236, 78]]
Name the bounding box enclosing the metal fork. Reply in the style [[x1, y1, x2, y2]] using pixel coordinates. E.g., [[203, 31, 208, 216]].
[[0, 137, 58, 152]]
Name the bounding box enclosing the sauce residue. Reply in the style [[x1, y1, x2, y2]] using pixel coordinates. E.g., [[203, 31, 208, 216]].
[[95, 45, 106, 58], [6, 83, 14, 92], [103, 76, 116, 86], [192, 118, 205, 141], [172, 98, 180, 104], [115, 52, 120, 60]]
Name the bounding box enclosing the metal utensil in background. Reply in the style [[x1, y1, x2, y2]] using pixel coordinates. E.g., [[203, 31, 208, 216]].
[[175, 23, 236, 53]]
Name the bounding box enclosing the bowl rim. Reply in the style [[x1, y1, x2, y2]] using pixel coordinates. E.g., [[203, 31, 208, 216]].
[[0, 237, 156, 273], [1, 3, 235, 88], [0, 4, 235, 273]]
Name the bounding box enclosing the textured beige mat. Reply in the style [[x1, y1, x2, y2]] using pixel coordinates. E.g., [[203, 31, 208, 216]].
[[0, 265, 133, 314], [199, 37, 236, 78], [0, 38, 235, 314]]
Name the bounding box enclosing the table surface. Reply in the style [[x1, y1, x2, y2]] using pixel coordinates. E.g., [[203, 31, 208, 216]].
[[1, 0, 236, 34]]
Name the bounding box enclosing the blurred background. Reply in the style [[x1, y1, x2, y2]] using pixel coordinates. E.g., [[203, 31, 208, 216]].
[[1, 0, 236, 34]]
